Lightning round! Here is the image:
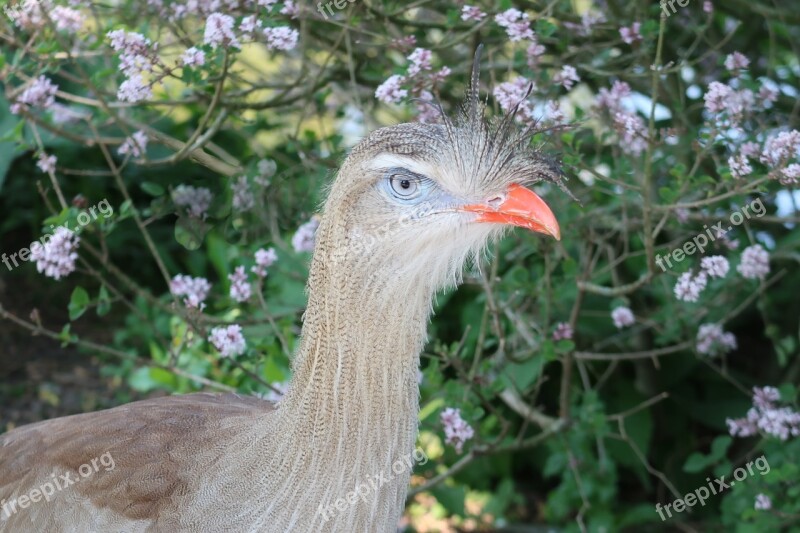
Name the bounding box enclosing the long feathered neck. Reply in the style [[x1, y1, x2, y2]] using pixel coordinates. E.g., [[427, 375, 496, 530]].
[[253, 208, 434, 531]]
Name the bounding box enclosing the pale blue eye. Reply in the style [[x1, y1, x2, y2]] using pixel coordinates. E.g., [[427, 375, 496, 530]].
[[390, 175, 419, 197], [381, 168, 432, 204]]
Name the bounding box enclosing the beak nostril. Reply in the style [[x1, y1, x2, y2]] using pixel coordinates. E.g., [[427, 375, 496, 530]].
[[486, 195, 505, 209]]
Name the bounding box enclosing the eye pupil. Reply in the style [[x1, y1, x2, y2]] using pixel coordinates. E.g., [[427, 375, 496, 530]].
[[400, 179, 411, 189]]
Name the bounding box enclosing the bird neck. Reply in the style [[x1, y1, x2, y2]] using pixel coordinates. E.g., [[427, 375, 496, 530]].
[[256, 223, 435, 529]]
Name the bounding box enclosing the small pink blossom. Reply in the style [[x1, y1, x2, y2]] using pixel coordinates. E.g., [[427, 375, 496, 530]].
[[740, 141, 761, 159], [495, 8, 534, 42], [728, 153, 752, 178], [10, 76, 58, 115], [760, 130, 800, 168], [209, 324, 246, 358], [182, 47, 206, 67], [754, 494, 772, 511], [696, 323, 737, 356], [292, 216, 320, 253], [51, 5, 84, 33], [460, 6, 486, 22], [415, 90, 440, 124], [239, 15, 262, 36], [170, 274, 211, 309], [407, 48, 432, 77], [674, 271, 708, 302], [554, 65, 580, 90], [263, 26, 299, 51], [526, 39, 546, 67], [281, 1, 299, 18], [30, 227, 79, 280], [552, 322, 574, 341], [172, 185, 213, 218], [700, 256, 730, 278], [440, 407, 475, 453], [611, 306, 635, 329], [252, 248, 278, 278], [781, 163, 800, 185], [758, 83, 779, 105], [727, 386, 800, 441], [619, 22, 642, 45], [228, 266, 252, 303], [704, 82, 735, 114], [613, 111, 648, 156], [724, 51, 749, 72], [118, 130, 148, 158], [375, 75, 408, 104], [117, 74, 152, 103], [737, 244, 770, 280], [204, 13, 239, 48], [36, 152, 57, 174], [703, 1, 713, 13]]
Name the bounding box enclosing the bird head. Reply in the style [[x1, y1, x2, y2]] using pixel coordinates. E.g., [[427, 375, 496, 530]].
[[312, 50, 568, 299]]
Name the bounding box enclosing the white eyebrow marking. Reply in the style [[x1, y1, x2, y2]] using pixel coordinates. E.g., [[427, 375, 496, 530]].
[[363, 154, 436, 177]]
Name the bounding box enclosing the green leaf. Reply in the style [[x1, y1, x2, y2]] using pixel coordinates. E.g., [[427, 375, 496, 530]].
[[431, 485, 466, 516], [683, 435, 732, 473], [68, 286, 90, 320], [501, 356, 542, 391], [141, 181, 165, 196], [175, 216, 210, 250], [96, 285, 111, 316]]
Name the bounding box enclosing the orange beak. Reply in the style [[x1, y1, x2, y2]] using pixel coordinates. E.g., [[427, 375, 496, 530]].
[[459, 183, 561, 240]]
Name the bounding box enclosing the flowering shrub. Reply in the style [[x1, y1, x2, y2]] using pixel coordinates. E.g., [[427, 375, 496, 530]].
[[1, 0, 799, 530]]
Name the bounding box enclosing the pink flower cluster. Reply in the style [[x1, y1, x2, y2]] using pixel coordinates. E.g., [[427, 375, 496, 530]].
[[553, 65, 580, 90], [107, 30, 157, 102], [703, 80, 755, 128], [170, 274, 212, 309], [172, 184, 213, 218], [460, 6, 486, 22], [252, 248, 278, 278], [30, 227, 79, 280], [440, 407, 475, 453], [374, 48, 450, 119], [760, 130, 800, 185], [611, 306, 635, 329], [754, 494, 772, 511], [292, 216, 320, 252], [696, 323, 737, 356], [204, 13, 240, 48], [10, 76, 58, 115], [8, 0, 84, 34], [118, 131, 148, 158], [727, 386, 800, 441], [737, 244, 770, 280], [674, 256, 729, 302], [208, 324, 247, 358], [36, 152, 57, 174], [619, 22, 642, 45], [495, 8, 534, 42], [552, 322, 574, 341], [228, 266, 252, 302], [596, 81, 648, 156]]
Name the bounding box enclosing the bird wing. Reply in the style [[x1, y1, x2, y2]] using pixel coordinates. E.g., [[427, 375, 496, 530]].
[[0, 392, 274, 532]]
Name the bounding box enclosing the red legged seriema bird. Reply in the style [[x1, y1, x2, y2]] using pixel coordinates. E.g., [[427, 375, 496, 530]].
[[0, 51, 565, 532]]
